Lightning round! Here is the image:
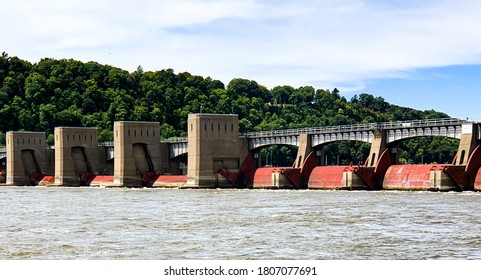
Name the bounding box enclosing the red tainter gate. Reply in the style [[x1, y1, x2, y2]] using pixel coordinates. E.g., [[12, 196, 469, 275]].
[[474, 168, 481, 191], [383, 165, 433, 191], [252, 167, 278, 188], [308, 166, 349, 189]]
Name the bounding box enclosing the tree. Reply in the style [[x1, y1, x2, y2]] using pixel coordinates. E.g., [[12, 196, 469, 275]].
[[227, 78, 271, 102], [271, 85, 294, 104]]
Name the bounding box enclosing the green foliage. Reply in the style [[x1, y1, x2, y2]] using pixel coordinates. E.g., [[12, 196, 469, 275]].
[[0, 131, 5, 146], [0, 53, 458, 163], [98, 129, 113, 142], [398, 137, 458, 164]]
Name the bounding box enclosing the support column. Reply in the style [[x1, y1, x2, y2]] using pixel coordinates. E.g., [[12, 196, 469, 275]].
[[366, 130, 387, 167], [6, 131, 47, 186], [454, 123, 478, 166], [294, 133, 312, 168]]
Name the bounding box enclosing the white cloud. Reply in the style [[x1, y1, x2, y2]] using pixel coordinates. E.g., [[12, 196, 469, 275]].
[[2, 0, 481, 91]]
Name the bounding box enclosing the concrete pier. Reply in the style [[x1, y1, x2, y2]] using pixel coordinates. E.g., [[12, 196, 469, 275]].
[[185, 114, 249, 188], [6, 131, 47, 186], [113, 121, 161, 187], [54, 127, 98, 186]]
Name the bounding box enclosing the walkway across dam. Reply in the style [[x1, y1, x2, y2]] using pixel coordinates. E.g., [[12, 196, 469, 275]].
[[1, 114, 481, 191]]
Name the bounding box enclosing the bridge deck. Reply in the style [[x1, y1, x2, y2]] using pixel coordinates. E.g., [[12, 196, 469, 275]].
[[244, 118, 468, 149]]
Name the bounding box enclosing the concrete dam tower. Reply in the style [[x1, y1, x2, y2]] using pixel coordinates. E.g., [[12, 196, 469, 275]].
[[54, 127, 99, 186], [185, 113, 249, 188], [6, 131, 48, 186], [113, 121, 161, 187]]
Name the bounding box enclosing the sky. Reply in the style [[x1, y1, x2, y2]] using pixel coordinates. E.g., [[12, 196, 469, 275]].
[[2, 0, 481, 121]]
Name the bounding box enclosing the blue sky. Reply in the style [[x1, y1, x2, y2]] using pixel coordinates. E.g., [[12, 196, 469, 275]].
[[358, 65, 481, 121], [2, 0, 481, 121]]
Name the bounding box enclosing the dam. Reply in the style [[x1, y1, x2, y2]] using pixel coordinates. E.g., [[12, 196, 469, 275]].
[[1, 114, 481, 191]]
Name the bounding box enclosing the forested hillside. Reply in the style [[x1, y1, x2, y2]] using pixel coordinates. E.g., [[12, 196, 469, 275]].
[[0, 52, 458, 165]]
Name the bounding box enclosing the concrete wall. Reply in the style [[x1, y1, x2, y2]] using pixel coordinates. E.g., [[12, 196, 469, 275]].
[[54, 127, 98, 186], [113, 121, 161, 187], [6, 131, 47, 186], [430, 169, 458, 191], [159, 142, 186, 175], [343, 170, 369, 190], [45, 148, 55, 176], [96, 146, 114, 175]]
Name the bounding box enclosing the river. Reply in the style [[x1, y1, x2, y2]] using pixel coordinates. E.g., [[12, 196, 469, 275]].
[[2, 186, 481, 260]]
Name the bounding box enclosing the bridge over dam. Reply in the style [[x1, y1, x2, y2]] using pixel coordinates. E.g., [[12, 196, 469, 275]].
[[2, 114, 481, 191]]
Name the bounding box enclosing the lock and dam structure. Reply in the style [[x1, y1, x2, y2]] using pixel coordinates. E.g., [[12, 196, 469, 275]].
[[2, 113, 481, 191]]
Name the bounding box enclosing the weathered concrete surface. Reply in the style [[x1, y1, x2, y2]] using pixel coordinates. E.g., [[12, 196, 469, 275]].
[[185, 114, 249, 188], [6, 131, 47, 186], [293, 133, 312, 168], [113, 121, 161, 187], [54, 127, 98, 186], [454, 123, 478, 166], [365, 130, 386, 168]]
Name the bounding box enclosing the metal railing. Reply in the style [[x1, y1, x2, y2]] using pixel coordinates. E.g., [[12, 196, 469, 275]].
[[161, 137, 187, 143], [379, 118, 464, 129], [97, 141, 114, 147], [95, 138, 188, 147], [96, 138, 188, 147], [241, 123, 376, 138], [241, 118, 465, 139]]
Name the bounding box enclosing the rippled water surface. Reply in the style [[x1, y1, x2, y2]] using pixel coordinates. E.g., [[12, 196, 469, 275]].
[[2, 186, 481, 259]]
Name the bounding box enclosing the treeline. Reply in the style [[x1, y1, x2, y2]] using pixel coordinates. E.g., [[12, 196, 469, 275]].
[[0, 52, 458, 164]]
